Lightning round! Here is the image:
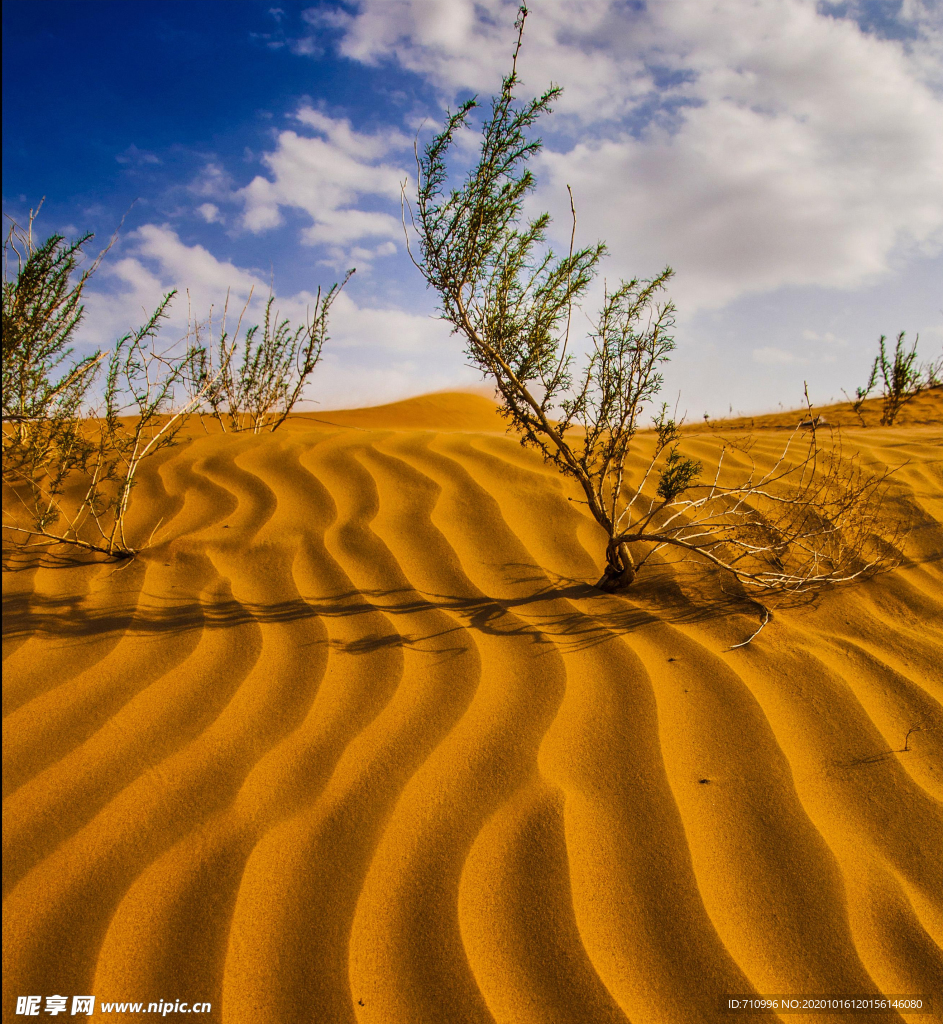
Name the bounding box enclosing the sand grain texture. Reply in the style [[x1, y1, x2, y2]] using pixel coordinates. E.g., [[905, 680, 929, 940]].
[[3, 393, 941, 1023]]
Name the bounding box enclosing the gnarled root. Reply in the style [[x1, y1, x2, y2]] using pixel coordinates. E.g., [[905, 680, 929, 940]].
[[596, 540, 636, 592]]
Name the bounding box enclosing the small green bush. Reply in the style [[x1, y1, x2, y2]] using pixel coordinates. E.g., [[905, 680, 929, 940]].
[[852, 331, 923, 426], [2, 204, 346, 560], [188, 272, 353, 434]]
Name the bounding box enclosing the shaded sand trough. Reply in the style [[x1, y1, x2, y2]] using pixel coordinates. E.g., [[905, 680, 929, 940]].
[[2, 390, 942, 1023]]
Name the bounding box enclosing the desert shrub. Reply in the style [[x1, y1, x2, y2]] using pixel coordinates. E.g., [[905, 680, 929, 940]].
[[3, 204, 349, 559], [408, 5, 902, 601], [2, 204, 107, 492], [92, 293, 206, 554], [188, 274, 353, 434], [850, 331, 924, 426], [4, 210, 212, 559]]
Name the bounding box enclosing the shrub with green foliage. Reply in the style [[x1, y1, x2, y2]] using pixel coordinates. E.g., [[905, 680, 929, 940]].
[[868, 332, 921, 426], [409, 4, 903, 604], [2, 204, 343, 560], [2, 208, 106, 490], [188, 273, 353, 434], [2, 206, 206, 558]]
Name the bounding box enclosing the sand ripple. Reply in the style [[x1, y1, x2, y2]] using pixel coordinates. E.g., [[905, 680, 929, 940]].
[[3, 397, 941, 1023]]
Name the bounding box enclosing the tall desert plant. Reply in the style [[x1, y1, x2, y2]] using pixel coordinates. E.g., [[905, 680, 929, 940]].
[[90, 293, 211, 554], [408, 5, 902, 597], [2, 203, 108, 488], [859, 331, 922, 426], [189, 272, 353, 434], [2, 211, 212, 560]]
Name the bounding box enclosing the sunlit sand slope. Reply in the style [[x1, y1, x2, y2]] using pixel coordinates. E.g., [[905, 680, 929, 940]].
[[3, 394, 941, 1024]]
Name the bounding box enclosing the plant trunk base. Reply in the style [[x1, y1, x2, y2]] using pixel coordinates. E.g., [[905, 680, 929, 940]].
[[595, 566, 635, 592], [596, 540, 637, 592]]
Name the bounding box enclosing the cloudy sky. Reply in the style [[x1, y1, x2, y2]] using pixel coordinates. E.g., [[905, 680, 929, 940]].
[[4, 0, 942, 416]]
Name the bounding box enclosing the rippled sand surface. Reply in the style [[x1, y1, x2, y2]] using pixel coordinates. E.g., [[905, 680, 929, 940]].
[[3, 392, 941, 1023]]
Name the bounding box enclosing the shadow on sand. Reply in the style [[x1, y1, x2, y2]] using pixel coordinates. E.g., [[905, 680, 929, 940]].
[[2, 551, 784, 656]]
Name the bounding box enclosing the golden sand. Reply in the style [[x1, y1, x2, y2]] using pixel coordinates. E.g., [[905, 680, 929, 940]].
[[3, 391, 941, 1023]]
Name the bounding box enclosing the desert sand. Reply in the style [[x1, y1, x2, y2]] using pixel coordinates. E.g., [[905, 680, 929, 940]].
[[2, 390, 941, 1023]]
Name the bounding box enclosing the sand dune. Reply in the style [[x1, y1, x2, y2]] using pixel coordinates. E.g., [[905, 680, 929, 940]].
[[3, 392, 941, 1023]]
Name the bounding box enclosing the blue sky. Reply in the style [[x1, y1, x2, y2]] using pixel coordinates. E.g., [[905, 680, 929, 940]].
[[4, 0, 942, 415]]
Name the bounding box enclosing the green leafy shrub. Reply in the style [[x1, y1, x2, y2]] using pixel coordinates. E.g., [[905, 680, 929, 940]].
[[188, 274, 353, 434], [408, 5, 902, 601]]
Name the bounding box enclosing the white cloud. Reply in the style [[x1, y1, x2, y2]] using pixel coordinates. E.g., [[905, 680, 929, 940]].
[[336, 0, 943, 312], [899, 0, 943, 90], [235, 107, 410, 261], [77, 226, 459, 407], [294, 107, 410, 159], [336, 0, 655, 122], [70, 1, 943, 415], [190, 162, 235, 199], [116, 144, 161, 166], [301, 6, 354, 32], [349, 241, 398, 261], [197, 203, 222, 224], [801, 329, 847, 347], [323, 291, 451, 355], [78, 226, 267, 353], [133, 224, 261, 297], [753, 346, 799, 365], [302, 356, 478, 410], [301, 208, 401, 246]]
